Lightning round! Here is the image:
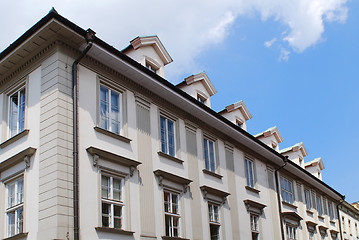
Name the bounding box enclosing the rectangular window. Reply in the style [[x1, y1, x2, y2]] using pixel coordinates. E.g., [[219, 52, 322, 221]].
[[164, 191, 180, 237], [6, 178, 24, 237], [280, 177, 294, 204], [309, 231, 314, 240], [286, 224, 297, 240], [204, 137, 216, 172], [208, 203, 220, 240], [328, 201, 334, 219], [342, 217, 345, 232], [305, 189, 312, 210], [245, 158, 255, 188], [312, 191, 317, 210], [317, 195, 323, 216], [160, 116, 176, 156], [99, 85, 122, 134], [8, 88, 26, 138], [250, 214, 259, 240], [101, 175, 124, 229]]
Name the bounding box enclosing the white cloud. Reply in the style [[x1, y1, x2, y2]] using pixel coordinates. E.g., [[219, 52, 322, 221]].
[[264, 38, 277, 48], [279, 48, 291, 62], [0, 0, 348, 81]]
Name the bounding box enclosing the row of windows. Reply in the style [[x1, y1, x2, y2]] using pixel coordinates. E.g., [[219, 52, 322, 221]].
[[341, 216, 359, 237]]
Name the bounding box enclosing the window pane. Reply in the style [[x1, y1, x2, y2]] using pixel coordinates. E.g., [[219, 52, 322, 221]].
[[160, 117, 167, 154], [167, 120, 175, 156], [111, 91, 120, 134], [204, 139, 209, 170], [209, 140, 215, 172], [8, 184, 15, 208], [100, 86, 109, 130], [16, 207, 23, 234], [172, 194, 178, 214], [19, 89, 25, 132], [248, 160, 254, 187], [113, 178, 121, 201], [164, 192, 170, 212], [102, 203, 110, 227], [8, 212, 15, 236], [101, 176, 110, 199], [9, 93, 19, 137], [114, 205, 122, 228], [210, 224, 220, 240], [17, 179, 23, 204]]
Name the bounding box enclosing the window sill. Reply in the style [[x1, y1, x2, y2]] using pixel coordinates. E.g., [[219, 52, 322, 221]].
[[158, 152, 184, 164], [330, 220, 336, 224], [245, 186, 260, 194], [306, 209, 314, 215], [3, 232, 28, 240], [318, 215, 325, 221], [202, 169, 223, 179], [94, 127, 131, 143], [162, 236, 190, 240], [0, 129, 29, 149], [282, 201, 298, 209], [95, 227, 134, 235]]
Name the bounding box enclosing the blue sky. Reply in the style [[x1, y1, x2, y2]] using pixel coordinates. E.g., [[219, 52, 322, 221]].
[[0, 0, 358, 202]]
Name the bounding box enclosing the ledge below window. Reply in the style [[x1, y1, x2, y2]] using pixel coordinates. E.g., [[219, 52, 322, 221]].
[[245, 186, 260, 194], [202, 169, 223, 179], [0, 129, 29, 149], [282, 201, 298, 209], [94, 127, 131, 143], [158, 152, 184, 164], [330, 220, 336, 225], [318, 215, 325, 221], [306, 209, 314, 215], [162, 236, 190, 240], [95, 227, 134, 235], [3, 232, 28, 240]]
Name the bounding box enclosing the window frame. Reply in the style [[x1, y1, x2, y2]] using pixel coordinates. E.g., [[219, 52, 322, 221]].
[[97, 79, 127, 137], [317, 194, 323, 216], [280, 176, 294, 204], [285, 224, 297, 240], [250, 214, 260, 240], [305, 189, 312, 210], [164, 190, 181, 238], [159, 114, 177, 157], [5, 176, 24, 238], [100, 173, 125, 230], [208, 203, 220, 240], [245, 157, 255, 188], [203, 135, 217, 173]]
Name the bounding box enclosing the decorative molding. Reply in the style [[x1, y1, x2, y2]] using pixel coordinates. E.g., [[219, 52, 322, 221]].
[[157, 152, 184, 164], [2, 232, 28, 240], [281, 212, 303, 225], [202, 169, 223, 179], [93, 154, 99, 167], [95, 227, 134, 235], [200, 185, 230, 204], [153, 169, 192, 193], [245, 186, 261, 194], [94, 127, 131, 143], [282, 201, 298, 210], [0, 147, 36, 171], [243, 199, 266, 215]]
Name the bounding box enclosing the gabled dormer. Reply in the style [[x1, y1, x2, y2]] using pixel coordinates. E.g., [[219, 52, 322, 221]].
[[122, 35, 173, 78], [177, 72, 217, 108], [304, 158, 325, 180], [218, 101, 252, 131], [279, 142, 308, 168], [254, 126, 283, 151]]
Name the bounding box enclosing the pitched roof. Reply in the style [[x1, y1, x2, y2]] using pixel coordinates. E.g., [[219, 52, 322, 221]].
[[254, 126, 283, 143], [279, 142, 308, 157]]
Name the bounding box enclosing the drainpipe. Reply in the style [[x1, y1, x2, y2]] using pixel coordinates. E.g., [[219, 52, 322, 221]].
[[72, 28, 95, 240], [336, 197, 345, 240], [274, 156, 289, 240]]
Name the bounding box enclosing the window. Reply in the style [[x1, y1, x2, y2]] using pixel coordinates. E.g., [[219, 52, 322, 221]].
[[250, 214, 259, 240], [6, 177, 24, 237], [355, 223, 358, 237], [348, 220, 351, 235], [99, 85, 122, 135], [101, 175, 124, 229], [286, 224, 297, 240], [245, 158, 255, 188], [160, 116, 176, 156], [312, 191, 317, 210], [164, 191, 180, 237], [236, 120, 243, 129], [197, 94, 206, 104], [309, 231, 314, 240], [204, 137, 216, 172], [342, 217, 346, 233], [208, 203, 220, 240], [145, 61, 158, 73], [280, 177, 294, 204], [317, 195, 323, 216], [323, 198, 328, 215], [328, 201, 334, 219], [8, 88, 26, 138], [305, 189, 312, 210]]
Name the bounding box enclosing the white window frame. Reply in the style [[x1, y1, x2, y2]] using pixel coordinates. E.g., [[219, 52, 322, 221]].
[[5, 177, 24, 237], [208, 203, 220, 240], [99, 84, 123, 135], [164, 191, 180, 237], [250, 214, 260, 240], [317, 195, 323, 216], [203, 136, 216, 172], [101, 174, 124, 229], [328, 201, 334, 219], [7, 86, 26, 138], [305, 189, 312, 210], [280, 177, 294, 204], [286, 224, 297, 240], [245, 158, 255, 188], [160, 115, 176, 157]]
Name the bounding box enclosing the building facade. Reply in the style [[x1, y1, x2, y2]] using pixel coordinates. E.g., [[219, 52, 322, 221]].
[[0, 9, 353, 240]]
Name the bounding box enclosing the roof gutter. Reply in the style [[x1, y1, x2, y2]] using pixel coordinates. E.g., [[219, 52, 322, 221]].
[[72, 28, 95, 240]]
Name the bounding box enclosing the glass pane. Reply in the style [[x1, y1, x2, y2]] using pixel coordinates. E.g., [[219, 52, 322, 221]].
[[204, 139, 209, 170], [248, 160, 254, 187], [164, 192, 170, 212], [173, 217, 179, 236], [210, 224, 220, 240], [8, 212, 15, 236], [113, 178, 121, 201], [167, 120, 175, 156], [101, 176, 109, 199], [17, 207, 23, 233], [111, 91, 120, 134], [165, 214, 171, 236], [114, 205, 122, 228], [209, 140, 215, 172], [100, 86, 109, 130], [19, 89, 25, 132], [8, 184, 15, 208], [17, 179, 23, 204], [114, 218, 121, 229], [9, 93, 19, 137], [160, 117, 167, 154], [172, 194, 178, 214]]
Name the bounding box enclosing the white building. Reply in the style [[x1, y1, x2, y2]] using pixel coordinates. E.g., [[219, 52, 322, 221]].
[[0, 9, 350, 240]]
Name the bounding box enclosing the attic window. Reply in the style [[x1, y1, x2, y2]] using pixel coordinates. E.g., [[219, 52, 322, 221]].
[[145, 61, 158, 73], [236, 119, 243, 129], [197, 94, 207, 104], [271, 142, 277, 149]]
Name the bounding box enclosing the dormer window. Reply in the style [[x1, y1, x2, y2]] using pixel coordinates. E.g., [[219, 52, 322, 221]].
[[236, 120, 243, 129], [145, 61, 158, 73], [197, 94, 207, 104]]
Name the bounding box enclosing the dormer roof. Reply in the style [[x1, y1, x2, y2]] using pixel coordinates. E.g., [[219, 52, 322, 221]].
[[279, 142, 308, 157], [305, 157, 325, 170], [254, 126, 283, 143], [183, 72, 217, 96], [129, 35, 173, 65], [220, 100, 252, 120]]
